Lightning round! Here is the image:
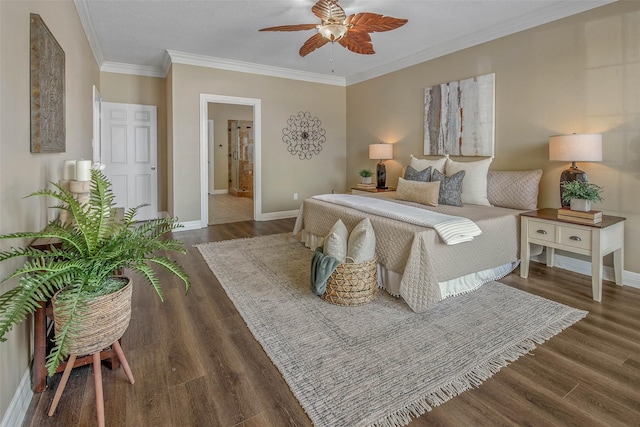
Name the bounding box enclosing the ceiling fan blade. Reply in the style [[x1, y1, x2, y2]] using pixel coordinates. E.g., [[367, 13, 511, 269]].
[[345, 13, 408, 32], [299, 33, 330, 57], [338, 30, 375, 55], [312, 0, 346, 23], [259, 24, 318, 32]]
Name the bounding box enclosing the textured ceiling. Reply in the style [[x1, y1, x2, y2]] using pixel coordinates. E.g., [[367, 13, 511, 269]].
[[74, 0, 614, 85]]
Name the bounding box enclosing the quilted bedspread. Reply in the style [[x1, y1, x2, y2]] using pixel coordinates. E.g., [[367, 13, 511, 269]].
[[294, 195, 524, 312]]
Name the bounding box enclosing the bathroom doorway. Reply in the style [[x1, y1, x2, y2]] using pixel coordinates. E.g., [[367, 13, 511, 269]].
[[205, 101, 255, 225]]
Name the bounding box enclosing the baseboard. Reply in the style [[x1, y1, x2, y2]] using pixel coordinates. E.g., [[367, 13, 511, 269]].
[[176, 220, 205, 231], [211, 189, 228, 195], [258, 209, 299, 221], [1, 369, 33, 427], [531, 252, 640, 289]]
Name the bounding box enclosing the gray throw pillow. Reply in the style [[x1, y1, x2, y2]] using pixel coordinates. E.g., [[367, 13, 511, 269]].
[[403, 165, 432, 182], [432, 169, 465, 207]]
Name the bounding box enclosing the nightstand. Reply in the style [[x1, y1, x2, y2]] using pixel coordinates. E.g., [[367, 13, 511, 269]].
[[351, 187, 396, 195], [520, 208, 625, 301]]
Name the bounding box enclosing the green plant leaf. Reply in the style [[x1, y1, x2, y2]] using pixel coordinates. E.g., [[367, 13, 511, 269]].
[[0, 169, 191, 374]]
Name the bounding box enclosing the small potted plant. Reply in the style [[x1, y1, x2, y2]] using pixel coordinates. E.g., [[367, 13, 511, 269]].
[[561, 180, 604, 212], [359, 169, 374, 184]]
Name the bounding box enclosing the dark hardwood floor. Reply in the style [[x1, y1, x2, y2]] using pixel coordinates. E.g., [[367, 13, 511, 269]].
[[23, 218, 640, 426]]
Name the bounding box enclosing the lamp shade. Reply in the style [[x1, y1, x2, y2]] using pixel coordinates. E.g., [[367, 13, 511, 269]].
[[369, 143, 393, 160], [549, 134, 602, 162]]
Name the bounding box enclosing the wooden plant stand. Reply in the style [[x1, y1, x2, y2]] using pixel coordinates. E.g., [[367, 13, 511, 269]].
[[48, 340, 135, 427]]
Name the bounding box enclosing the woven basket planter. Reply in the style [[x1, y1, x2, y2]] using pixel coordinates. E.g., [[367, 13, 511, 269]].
[[322, 258, 378, 306], [52, 277, 132, 356]]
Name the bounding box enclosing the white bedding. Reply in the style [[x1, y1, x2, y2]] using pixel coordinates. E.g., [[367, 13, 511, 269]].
[[312, 194, 482, 245]]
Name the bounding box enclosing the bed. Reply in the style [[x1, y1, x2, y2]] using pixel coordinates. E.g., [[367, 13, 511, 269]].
[[293, 162, 543, 312]]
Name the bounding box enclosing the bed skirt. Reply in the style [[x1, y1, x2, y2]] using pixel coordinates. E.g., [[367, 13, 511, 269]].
[[297, 229, 518, 300]]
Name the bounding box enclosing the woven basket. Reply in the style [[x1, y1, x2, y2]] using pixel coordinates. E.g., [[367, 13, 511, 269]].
[[52, 277, 132, 356], [322, 258, 378, 306]]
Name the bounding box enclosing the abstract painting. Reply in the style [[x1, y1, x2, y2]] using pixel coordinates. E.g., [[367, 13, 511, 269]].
[[424, 73, 495, 157], [30, 13, 65, 153]]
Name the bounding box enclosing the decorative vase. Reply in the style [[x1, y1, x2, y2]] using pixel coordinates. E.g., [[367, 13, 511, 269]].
[[570, 199, 591, 212], [361, 177, 372, 184], [52, 277, 132, 356]]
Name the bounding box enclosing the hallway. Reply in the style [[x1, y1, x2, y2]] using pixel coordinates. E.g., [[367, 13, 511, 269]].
[[208, 193, 253, 225]]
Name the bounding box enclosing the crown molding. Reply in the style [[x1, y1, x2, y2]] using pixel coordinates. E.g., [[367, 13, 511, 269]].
[[100, 61, 166, 78], [166, 50, 346, 86], [73, 0, 105, 67]]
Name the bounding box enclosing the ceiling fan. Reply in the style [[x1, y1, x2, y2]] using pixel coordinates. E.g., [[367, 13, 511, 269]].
[[259, 0, 408, 57]]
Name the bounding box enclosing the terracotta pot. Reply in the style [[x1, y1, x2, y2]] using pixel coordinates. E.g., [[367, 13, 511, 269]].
[[52, 277, 132, 356]]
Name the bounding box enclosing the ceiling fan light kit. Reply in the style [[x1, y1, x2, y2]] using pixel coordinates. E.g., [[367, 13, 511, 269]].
[[318, 23, 348, 42], [259, 0, 407, 57]]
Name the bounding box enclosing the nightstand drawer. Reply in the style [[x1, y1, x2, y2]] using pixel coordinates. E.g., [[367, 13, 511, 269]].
[[558, 225, 592, 250], [528, 220, 556, 243]]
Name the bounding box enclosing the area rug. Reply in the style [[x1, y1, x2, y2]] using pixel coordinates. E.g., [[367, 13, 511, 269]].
[[196, 233, 587, 427]]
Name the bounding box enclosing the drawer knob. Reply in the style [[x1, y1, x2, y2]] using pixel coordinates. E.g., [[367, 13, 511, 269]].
[[570, 236, 582, 241], [536, 229, 548, 235]]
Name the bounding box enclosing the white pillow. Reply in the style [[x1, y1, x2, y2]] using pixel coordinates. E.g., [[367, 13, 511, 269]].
[[347, 218, 376, 263], [324, 219, 348, 262], [410, 155, 447, 174], [445, 157, 492, 206]]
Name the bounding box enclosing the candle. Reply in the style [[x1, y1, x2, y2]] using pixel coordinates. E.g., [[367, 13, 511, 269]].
[[76, 160, 92, 182], [62, 160, 76, 180]]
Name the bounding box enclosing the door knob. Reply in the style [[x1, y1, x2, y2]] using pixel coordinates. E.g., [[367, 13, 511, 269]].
[[151, 167, 156, 170]]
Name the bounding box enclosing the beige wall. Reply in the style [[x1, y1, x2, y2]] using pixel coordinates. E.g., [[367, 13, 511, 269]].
[[99, 73, 168, 212], [169, 64, 347, 220], [207, 103, 253, 191], [0, 0, 99, 421], [166, 66, 174, 216], [347, 1, 640, 274]]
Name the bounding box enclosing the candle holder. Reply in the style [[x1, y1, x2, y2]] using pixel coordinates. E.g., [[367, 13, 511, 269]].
[[58, 179, 91, 225]]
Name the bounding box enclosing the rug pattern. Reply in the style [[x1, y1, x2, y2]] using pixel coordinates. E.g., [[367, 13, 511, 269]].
[[196, 233, 587, 427]]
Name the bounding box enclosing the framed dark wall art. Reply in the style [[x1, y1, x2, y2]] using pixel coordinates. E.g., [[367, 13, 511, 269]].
[[30, 13, 65, 153], [424, 73, 495, 157]]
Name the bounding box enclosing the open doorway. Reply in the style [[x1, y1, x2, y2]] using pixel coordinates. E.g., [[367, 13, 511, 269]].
[[208, 116, 254, 224], [199, 94, 262, 227]]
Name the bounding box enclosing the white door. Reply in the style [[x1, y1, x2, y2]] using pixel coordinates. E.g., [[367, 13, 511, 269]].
[[92, 85, 102, 164], [100, 102, 158, 221]]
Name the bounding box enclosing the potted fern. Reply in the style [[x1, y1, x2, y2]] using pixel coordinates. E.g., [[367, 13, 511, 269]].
[[0, 169, 190, 375], [561, 180, 604, 212]]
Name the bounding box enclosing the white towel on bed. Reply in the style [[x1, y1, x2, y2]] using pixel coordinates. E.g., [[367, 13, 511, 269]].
[[312, 194, 482, 245]]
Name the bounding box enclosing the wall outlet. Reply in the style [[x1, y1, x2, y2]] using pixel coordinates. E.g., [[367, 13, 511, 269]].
[[293, 193, 298, 200]]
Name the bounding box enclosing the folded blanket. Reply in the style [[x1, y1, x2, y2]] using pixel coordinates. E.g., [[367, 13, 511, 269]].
[[312, 194, 482, 245], [310, 248, 340, 295]]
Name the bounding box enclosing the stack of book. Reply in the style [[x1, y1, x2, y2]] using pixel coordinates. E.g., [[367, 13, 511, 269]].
[[357, 182, 376, 189], [557, 208, 602, 224]]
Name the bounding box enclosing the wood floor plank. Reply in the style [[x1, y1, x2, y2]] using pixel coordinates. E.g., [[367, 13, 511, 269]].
[[23, 218, 640, 426], [564, 383, 639, 427], [123, 343, 174, 426]]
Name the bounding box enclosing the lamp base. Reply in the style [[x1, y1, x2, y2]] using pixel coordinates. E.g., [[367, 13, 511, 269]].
[[559, 163, 588, 208], [376, 161, 387, 189]]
